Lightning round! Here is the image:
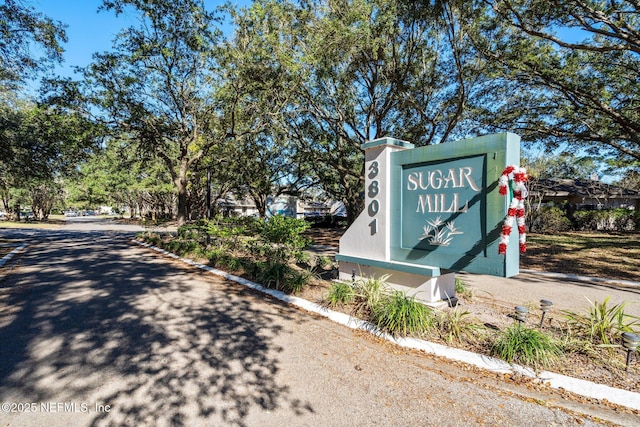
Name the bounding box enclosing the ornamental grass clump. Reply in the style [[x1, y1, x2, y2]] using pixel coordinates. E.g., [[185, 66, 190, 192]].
[[562, 297, 640, 347], [490, 323, 562, 369], [435, 307, 485, 344], [283, 269, 314, 294], [255, 260, 291, 290], [352, 274, 390, 317], [372, 291, 435, 338], [325, 282, 356, 307], [454, 278, 475, 300]]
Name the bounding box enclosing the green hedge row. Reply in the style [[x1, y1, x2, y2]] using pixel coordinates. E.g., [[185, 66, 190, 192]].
[[528, 207, 639, 233]]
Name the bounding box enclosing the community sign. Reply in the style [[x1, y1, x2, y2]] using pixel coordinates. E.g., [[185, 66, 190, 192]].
[[337, 132, 522, 284]]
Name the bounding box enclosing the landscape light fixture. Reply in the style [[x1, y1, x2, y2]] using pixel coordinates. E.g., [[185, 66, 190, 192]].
[[621, 332, 640, 372], [514, 306, 528, 323], [539, 299, 553, 327]]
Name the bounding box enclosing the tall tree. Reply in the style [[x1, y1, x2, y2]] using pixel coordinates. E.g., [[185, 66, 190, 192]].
[[231, 0, 491, 222], [67, 138, 175, 219], [470, 0, 640, 163], [79, 0, 224, 225], [0, 100, 97, 218]]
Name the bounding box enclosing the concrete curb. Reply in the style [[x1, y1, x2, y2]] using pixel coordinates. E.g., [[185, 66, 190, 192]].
[[0, 243, 27, 268], [520, 269, 640, 288], [133, 239, 640, 412]]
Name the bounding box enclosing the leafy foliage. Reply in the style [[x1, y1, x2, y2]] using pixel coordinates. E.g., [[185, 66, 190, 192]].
[[528, 207, 572, 233], [435, 308, 485, 343], [255, 260, 291, 289], [471, 0, 640, 165], [325, 281, 356, 307], [562, 297, 640, 346], [261, 215, 310, 248], [74, 0, 224, 225], [352, 274, 391, 318], [228, 0, 493, 222], [372, 291, 435, 338], [0, 0, 67, 86], [572, 209, 639, 232], [490, 323, 562, 369], [0, 101, 99, 218]]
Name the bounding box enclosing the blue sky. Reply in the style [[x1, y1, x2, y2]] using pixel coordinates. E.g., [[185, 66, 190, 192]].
[[28, 0, 248, 86], [33, 0, 134, 80]]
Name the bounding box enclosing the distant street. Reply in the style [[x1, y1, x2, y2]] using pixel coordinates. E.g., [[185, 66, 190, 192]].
[[0, 219, 636, 426]]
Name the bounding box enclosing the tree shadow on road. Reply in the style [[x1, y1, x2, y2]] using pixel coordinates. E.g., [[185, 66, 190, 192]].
[[0, 233, 314, 426]]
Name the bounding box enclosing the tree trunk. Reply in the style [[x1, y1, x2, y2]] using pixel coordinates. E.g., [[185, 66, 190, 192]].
[[1, 190, 11, 220], [13, 203, 21, 222], [344, 196, 362, 226], [342, 175, 364, 226], [176, 162, 189, 226]]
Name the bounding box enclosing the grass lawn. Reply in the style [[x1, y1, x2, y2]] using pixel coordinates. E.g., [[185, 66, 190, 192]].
[[304, 228, 640, 282], [0, 219, 62, 229], [522, 232, 640, 282]]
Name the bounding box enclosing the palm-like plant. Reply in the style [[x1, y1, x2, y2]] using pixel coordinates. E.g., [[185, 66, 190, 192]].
[[562, 297, 640, 346]]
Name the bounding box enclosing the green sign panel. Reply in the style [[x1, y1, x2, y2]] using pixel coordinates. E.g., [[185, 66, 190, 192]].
[[390, 133, 520, 277]]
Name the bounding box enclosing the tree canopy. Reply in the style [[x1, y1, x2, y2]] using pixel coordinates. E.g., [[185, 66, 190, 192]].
[[4, 0, 640, 222], [470, 0, 640, 164], [0, 0, 67, 87]]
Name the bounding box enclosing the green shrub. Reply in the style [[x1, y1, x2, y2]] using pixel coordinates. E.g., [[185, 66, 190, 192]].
[[261, 215, 310, 249], [572, 210, 596, 231], [255, 260, 292, 290], [436, 308, 485, 343], [229, 215, 264, 234], [325, 282, 356, 307], [222, 256, 243, 272], [293, 249, 311, 265], [314, 255, 332, 270], [562, 297, 640, 346], [490, 324, 562, 369], [282, 269, 313, 294], [372, 291, 435, 337], [166, 239, 198, 255], [353, 274, 391, 317], [177, 224, 202, 240], [528, 206, 572, 233], [139, 232, 162, 246], [572, 209, 639, 232]]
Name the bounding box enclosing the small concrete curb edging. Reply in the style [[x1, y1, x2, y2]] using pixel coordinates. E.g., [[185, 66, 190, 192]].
[[133, 239, 640, 412], [0, 243, 27, 268], [520, 269, 640, 288]]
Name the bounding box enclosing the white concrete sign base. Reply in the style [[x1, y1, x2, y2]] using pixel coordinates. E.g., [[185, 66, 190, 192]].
[[338, 261, 455, 305], [336, 137, 453, 305]]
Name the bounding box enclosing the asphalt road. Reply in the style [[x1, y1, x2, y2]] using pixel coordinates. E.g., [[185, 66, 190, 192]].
[[0, 219, 637, 426]]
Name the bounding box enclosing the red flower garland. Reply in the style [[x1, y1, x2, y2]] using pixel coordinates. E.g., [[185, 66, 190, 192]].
[[498, 165, 528, 254]]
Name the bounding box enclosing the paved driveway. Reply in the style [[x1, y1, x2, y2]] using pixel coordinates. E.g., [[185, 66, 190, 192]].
[[0, 224, 635, 426]]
